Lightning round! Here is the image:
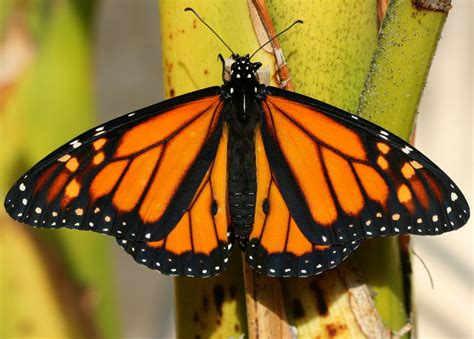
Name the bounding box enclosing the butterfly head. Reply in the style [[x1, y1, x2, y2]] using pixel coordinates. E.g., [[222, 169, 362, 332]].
[[229, 55, 262, 85]]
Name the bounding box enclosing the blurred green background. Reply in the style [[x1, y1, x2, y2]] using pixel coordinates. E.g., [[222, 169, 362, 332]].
[[0, 1, 472, 338]]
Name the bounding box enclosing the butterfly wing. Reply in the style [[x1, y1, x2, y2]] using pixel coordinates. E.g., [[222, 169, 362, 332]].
[[244, 130, 360, 277], [259, 87, 470, 246], [117, 126, 230, 277], [4, 87, 226, 245]]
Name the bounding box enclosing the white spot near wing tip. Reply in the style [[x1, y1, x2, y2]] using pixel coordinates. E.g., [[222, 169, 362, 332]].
[[401, 146, 412, 154], [380, 130, 389, 136], [22, 198, 27, 205], [19, 183, 26, 191], [145, 233, 151, 239], [351, 115, 359, 120], [70, 140, 81, 149], [95, 126, 104, 131], [128, 112, 136, 117], [451, 192, 458, 201], [35, 207, 42, 214]]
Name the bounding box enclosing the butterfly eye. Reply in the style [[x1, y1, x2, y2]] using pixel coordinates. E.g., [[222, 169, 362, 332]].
[[252, 62, 262, 70]]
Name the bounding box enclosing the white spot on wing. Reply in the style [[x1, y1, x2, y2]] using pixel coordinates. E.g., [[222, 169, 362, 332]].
[[401, 146, 412, 154]]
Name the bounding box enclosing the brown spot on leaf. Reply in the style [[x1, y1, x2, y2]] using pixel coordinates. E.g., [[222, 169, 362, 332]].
[[213, 284, 225, 317], [291, 298, 305, 319], [412, 0, 452, 12], [309, 281, 328, 315], [326, 323, 347, 337]]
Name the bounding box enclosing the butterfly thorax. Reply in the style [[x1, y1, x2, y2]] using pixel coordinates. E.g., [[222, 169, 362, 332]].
[[223, 55, 265, 239]]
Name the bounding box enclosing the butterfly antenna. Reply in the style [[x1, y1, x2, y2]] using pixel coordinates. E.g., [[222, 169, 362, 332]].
[[185, 8, 236, 57], [249, 19, 303, 59]]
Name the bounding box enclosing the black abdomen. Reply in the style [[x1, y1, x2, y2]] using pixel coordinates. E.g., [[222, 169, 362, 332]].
[[227, 111, 258, 239]]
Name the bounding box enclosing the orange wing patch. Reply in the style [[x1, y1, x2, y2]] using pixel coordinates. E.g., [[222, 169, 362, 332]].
[[259, 90, 469, 247], [147, 126, 228, 255], [247, 131, 360, 276], [115, 97, 219, 157], [139, 105, 218, 223], [322, 147, 364, 216], [118, 128, 229, 277], [113, 146, 163, 212], [267, 97, 366, 160]]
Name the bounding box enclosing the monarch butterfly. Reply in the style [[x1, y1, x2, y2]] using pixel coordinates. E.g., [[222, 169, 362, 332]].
[[4, 9, 469, 278]]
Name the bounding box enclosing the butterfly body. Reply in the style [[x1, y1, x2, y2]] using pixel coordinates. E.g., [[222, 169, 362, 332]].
[[4, 53, 469, 278], [223, 55, 264, 239]]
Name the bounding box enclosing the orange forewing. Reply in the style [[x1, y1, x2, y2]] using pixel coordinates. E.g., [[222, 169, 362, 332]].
[[147, 127, 229, 255]]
